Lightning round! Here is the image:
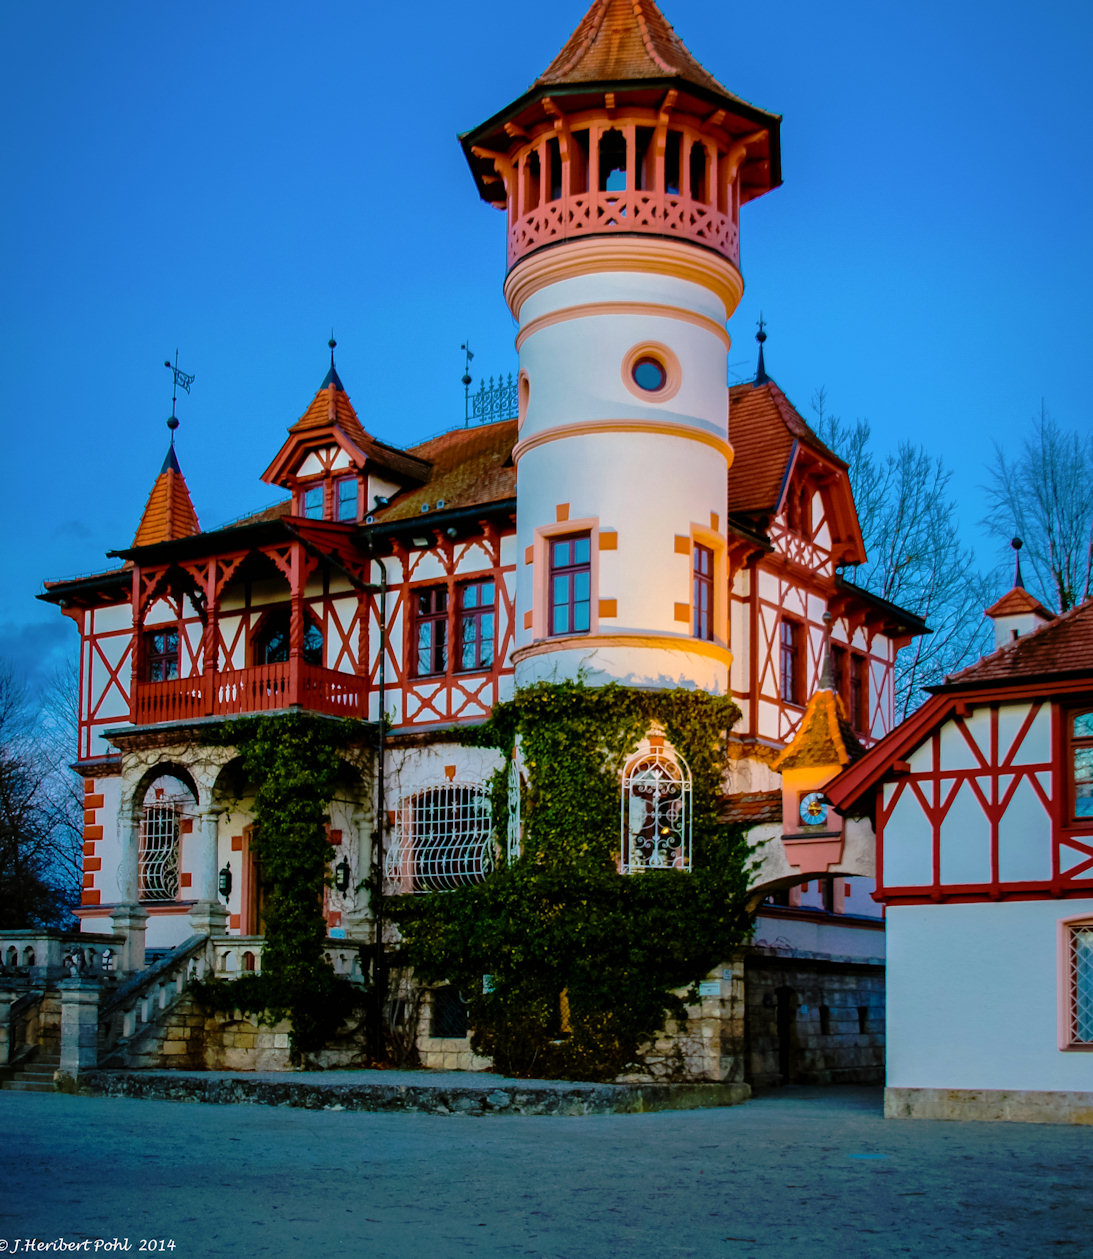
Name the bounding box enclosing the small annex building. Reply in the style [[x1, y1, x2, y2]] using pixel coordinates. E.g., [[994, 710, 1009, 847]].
[[16, 0, 927, 1087], [828, 584, 1093, 1122]]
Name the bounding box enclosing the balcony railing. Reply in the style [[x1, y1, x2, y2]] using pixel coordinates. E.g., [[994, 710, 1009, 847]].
[[132, 662, 368, 725]]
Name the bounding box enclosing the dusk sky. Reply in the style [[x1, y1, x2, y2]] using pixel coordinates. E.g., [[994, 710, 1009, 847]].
[[2, 0, 1090, 696]]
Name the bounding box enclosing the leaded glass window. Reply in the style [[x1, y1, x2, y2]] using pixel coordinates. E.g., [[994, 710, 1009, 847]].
[[1067, 922, 1093, 1045], [620, 742, 691, 874]]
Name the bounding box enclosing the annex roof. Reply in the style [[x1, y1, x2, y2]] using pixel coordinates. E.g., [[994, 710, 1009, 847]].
[[719, 790, 782, 828], [370, 419, 517, 524], [985, 585, 1055, 621], [132, 445, 201, 548], [941, 596, 1093, 689]]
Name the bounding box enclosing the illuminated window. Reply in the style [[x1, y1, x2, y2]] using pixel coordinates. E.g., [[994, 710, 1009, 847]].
[[145, 628, 179, 682], [692, 544, 713, 641], [385, 784, 493, 894], [780, 619, 804, 705], [459, 579, 495, 672], [620, 742, 692, 874], [549, 534, 591, 636], [413, 587, 448, 676], [1072, 710, 1093, 821]]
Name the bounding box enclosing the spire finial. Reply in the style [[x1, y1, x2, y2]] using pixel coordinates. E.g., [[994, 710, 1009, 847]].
[[1011, 537, 1025, 589], [460, 341, 474, 427], [328, 330, 337, 368], [819, 610, 834, 691], [755, 313, 769, 385], [163, 350, 194, 447]]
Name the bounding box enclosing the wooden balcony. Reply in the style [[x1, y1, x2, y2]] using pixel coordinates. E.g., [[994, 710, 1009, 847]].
[[131, 662, 368, 725]]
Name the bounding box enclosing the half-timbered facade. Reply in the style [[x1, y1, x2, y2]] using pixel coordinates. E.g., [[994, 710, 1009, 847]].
[[828, 589, 1093, 1121], [34, 0, 925, 1081]]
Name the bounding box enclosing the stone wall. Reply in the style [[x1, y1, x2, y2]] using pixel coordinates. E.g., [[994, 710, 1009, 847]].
[[126, 993, 367, 1070], [744, 948, 884, 1088]]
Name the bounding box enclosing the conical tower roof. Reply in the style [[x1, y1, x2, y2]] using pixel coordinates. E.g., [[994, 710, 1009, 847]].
[[133, 445, 201, 547], [536, 0, 737, 98]]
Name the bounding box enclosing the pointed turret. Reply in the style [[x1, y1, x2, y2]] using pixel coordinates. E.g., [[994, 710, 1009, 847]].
[[133, 444, 201, 547], [984, 539, 1055, 648]]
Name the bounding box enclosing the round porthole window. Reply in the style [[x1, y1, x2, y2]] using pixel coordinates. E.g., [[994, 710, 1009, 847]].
[[621, 342, 681, 402], [632, 356, 667, 392]]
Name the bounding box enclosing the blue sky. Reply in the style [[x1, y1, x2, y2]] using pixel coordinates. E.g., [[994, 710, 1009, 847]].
[[2, 0, 1091, 694]]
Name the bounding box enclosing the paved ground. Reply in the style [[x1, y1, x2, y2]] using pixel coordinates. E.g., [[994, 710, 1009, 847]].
[[1, 1085, 1088, 1257]]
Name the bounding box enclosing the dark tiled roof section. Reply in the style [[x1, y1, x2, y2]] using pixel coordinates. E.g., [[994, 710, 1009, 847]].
[[728, 380, 844, 517], [985, 586, 1055, 620], [942, 597, 1093, 688], [537, 0, 733, 97], [373, 420, 517, 522], [719, 790, 783, 827]]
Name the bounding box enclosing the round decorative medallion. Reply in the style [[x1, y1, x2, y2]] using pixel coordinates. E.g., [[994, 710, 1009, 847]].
[[799, 791, 828, 827]]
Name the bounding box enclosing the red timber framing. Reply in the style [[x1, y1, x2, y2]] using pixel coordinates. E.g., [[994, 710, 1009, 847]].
[[377, 520, 516, 728], [828, 678, 1093, 906], [127, 521, 372, 724]]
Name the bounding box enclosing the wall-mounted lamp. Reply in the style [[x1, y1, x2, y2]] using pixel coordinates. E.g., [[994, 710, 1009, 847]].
[[334, 857, 351, 894], [218, 863, 233, 900]]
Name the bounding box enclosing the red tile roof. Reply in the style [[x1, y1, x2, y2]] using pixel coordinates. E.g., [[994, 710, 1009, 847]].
[[537, 0, 733, 97], [942, 597, 1093, 688], [728, 379, 845, 517], [985, 586, 1055, 620], [290, 376, 373, 453], [133, 449, 200, 547], [774, 690, 866, 772], [372, 420, 517, 523], [719, 790, 782, 827]]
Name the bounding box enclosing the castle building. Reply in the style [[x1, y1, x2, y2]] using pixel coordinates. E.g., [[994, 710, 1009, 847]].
[[34, 0, 924, 1082]]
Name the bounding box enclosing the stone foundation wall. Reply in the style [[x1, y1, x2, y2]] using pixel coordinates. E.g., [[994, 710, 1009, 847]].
[[744, 949, 884, 1088], [885, 1087, 1093, 1125], [127, 993, 367, 1070], [416, 990, 491, 1072]]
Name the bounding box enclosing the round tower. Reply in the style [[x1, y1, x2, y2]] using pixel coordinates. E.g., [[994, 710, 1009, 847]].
[[462, 0, 781, 692]]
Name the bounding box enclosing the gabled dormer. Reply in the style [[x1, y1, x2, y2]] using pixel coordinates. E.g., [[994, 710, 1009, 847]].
[[262, 354, 430, 524], [728, 375, 865, 573]]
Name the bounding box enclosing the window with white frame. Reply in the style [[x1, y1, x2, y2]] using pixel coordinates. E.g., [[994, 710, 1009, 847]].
[[620, 742, 692, 873], [385, 783, 493, 894], [1064, 919, 1093, 1048]]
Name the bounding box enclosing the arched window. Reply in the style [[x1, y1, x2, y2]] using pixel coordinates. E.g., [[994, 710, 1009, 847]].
[[139, 776, 193, 902], [620, 741, 692, 873], [385, 784, 493, 894], [252, 609, 323, 667]]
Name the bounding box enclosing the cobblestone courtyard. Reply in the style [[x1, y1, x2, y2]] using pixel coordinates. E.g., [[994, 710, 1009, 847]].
[[1, 1086, 1088, 1257]]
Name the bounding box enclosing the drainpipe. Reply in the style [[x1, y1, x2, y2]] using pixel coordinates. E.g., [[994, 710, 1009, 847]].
[[367, 560, 389, 1060]]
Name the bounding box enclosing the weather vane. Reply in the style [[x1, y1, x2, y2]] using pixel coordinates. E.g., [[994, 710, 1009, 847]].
[[164, 350, 195, 444], [461, 341, 474, 427]]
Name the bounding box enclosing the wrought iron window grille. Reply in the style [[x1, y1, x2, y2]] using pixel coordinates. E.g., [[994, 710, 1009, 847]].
[[385, 783, 494, 894], [620, 743, 692, 874], [139, 803, 182, 901]]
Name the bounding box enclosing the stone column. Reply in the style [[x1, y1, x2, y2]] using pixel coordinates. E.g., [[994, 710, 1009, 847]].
[[120, 814, 141, 903], [111, 904, 148, 975], [57, 978, 102, 1085], [0, 989, 14, 1065], [342, 808, 373, 939], [189, 807, 228, 936]]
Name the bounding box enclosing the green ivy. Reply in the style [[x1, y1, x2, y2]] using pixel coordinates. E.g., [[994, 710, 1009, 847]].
[[392, 680, 753, 1081], [194, 711, 364, 1064]]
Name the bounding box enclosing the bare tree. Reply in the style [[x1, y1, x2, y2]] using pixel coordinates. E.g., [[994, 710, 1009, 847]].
[[814, 393, 993, 718], [33, 661, 85, 908], [983, 403, 1093, 612], [0, 667, 75, 928]]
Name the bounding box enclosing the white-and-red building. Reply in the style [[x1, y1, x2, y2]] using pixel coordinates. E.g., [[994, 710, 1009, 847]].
[[35, 0, 925, 1080], [828, 586, 1093, 1120]]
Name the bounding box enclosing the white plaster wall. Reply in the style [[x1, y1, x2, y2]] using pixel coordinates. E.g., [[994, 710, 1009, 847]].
[[752, 912, 884, 961], [886, 899, 1093, 1092]]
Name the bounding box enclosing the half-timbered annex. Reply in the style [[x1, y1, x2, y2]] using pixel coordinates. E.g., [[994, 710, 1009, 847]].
[[27, 0, 925, 1083], [828, 584, 1093, 1121]]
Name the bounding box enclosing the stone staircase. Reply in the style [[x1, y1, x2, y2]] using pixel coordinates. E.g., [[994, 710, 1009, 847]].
[[1, 1047, 61, 1092]]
